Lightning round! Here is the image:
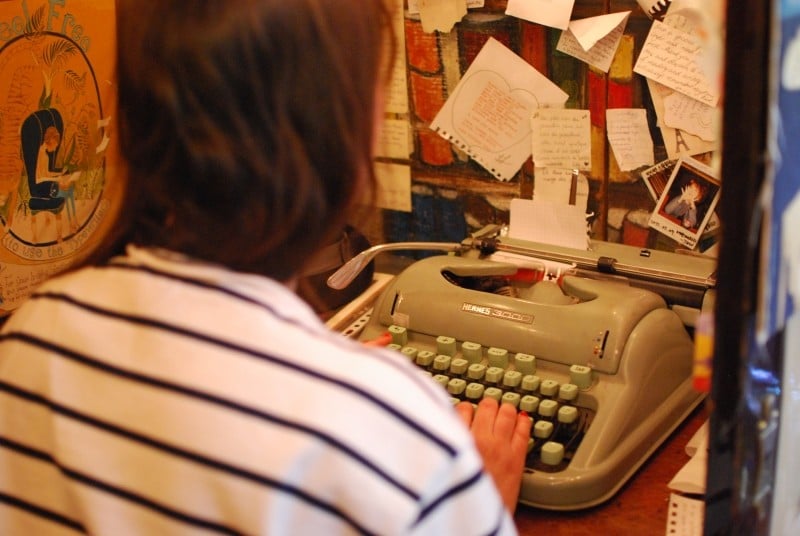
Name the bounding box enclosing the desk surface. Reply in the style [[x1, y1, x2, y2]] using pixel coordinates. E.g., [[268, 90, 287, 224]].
[[514, 404, 707, 535]]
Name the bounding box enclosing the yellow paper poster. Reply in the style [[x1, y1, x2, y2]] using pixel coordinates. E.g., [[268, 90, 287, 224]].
[[0, 0, 120, 314]]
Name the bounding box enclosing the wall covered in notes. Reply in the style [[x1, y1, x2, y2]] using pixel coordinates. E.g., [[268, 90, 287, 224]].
[[365, 0, 723, 259]]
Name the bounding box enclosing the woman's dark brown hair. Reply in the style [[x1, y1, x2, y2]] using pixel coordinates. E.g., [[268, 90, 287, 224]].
[[106, 0, 394, 281]]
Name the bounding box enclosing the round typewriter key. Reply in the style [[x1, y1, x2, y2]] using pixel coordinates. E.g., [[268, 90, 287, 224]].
[[487, 347, 509, 368], [461, 341, 483, 363], [558, 405, 579, 424], [467, 363, 486, 380], [436, 336, 457, 356], [388, 325, 408, 346], [540, 379, 559, 397], [501, 392, 521, 408], [387, 343, 402, 352], [540, 441, 565, 465], [559, 383, 579, 401], [432, 354, 451, 372], [520, 395, 540, 414], [449, 358, 469, 376], [514, 352, 536, 374], [415, 350, 435, 367], [521, 374, 541, 393], [538, 399, 558, 418], [483, 387, 503, 401], [447, 378, 467, 396], [502, 370, 522, 389], [533, 420, 554, 439], [465, 382, 485, 400]]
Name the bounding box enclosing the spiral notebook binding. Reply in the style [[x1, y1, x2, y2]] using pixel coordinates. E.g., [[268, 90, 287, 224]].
[[433, 125, 508, 181]]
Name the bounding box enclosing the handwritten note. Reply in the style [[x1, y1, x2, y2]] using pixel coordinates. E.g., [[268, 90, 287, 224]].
[[416, 0, 467, 33], [431, 38, 569, 181], [385, 0, 408, 114], [662, 91, 717, 142], [505, 0, 575, 30], [606, 108, 654, 171], [376, 119, 411, 159], [647, 79, 717, 158], [531, 109, 591, 170], [374, 162, 412, 212], [556, 12, 630, 73], [634, 20, 719, 106]]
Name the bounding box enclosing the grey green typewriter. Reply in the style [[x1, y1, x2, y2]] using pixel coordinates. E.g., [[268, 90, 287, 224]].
[[327, 227, 716, 510]]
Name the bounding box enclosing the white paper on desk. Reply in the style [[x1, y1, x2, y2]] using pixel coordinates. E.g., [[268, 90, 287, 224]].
[[556, 12, 630, 73], [508, 198, 589, 250], [505, 0, 575, 30], [606, 108, 655, 171], [668, 419, 708, 495], [431, 38, 569, 182], [634, 20, 719, 107], [416, 0, 467, 33], [531, 109, 591, 170]]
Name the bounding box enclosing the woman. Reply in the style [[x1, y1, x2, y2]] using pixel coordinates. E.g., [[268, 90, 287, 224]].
[[0, 1, 530, 534]]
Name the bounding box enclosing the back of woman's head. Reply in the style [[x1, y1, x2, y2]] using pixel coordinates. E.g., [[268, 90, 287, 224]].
[[113, 0, 393, 280]]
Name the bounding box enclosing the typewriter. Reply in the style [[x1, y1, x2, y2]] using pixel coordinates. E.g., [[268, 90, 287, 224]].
[[326, 226, 716, 510]]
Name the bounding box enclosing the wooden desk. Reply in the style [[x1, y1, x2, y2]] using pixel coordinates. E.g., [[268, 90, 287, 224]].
[[514, 404, 708, 535]]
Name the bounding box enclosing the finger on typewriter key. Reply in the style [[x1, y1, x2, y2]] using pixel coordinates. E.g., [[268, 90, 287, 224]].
[[454, 398, 532, 513]]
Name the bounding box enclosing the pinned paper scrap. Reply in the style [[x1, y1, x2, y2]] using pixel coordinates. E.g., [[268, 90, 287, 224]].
[[647, 79, 717, 158], [505, 0, 575, 30], [556, 12, 630, 73], [533, 168, 590, 211], [634, 20, 719, 107], [606, 108, 655, 171], [416, 0, 467, 33], [662, 91, 718, 142], [508, 198, 590, 251], [431, 38, 569, 181], [531, 108, 591, 170]]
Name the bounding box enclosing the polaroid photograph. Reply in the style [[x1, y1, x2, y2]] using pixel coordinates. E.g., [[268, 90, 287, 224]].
[[648, 156, 721, 249]]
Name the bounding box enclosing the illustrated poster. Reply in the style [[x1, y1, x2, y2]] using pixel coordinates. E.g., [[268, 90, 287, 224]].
[[0, 0, 119, 315]]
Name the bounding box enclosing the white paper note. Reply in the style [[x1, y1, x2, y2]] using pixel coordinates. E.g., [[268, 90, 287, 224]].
[[508, 198, 589, 250], [417, 0, 467, 33], [662, 91, 717, 142], [533, 167, 589, 210], [374, 162, 412, 212], [531, 109, 591, 170], [606, 108, 655, 171], [505, 0, 575, 30], [556, 12, 630, 72], [634, 20, 719, 106], [431, 38, 569, 181]]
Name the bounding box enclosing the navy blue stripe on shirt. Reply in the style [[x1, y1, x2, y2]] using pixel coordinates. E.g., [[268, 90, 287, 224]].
[[26, 289, 457, 458], [0, 387, 376, 535], [0, 492, 86, 534], [0, 330, 419, 501], [413, 468, 487, 527], [102, 262, 449, 405]]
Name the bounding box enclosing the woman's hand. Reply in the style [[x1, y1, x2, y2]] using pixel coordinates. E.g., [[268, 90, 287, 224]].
[[454, 398, 532, 514]]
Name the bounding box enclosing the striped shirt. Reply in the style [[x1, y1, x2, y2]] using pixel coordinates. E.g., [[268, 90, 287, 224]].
[[0, 246, 516, 535]]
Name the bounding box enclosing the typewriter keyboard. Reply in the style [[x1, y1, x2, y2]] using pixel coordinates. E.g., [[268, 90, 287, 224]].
[[385, 325, 596, 473]]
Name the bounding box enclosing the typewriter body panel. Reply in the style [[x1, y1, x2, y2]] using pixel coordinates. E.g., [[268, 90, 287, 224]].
[[355, 240, 713, 510]]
